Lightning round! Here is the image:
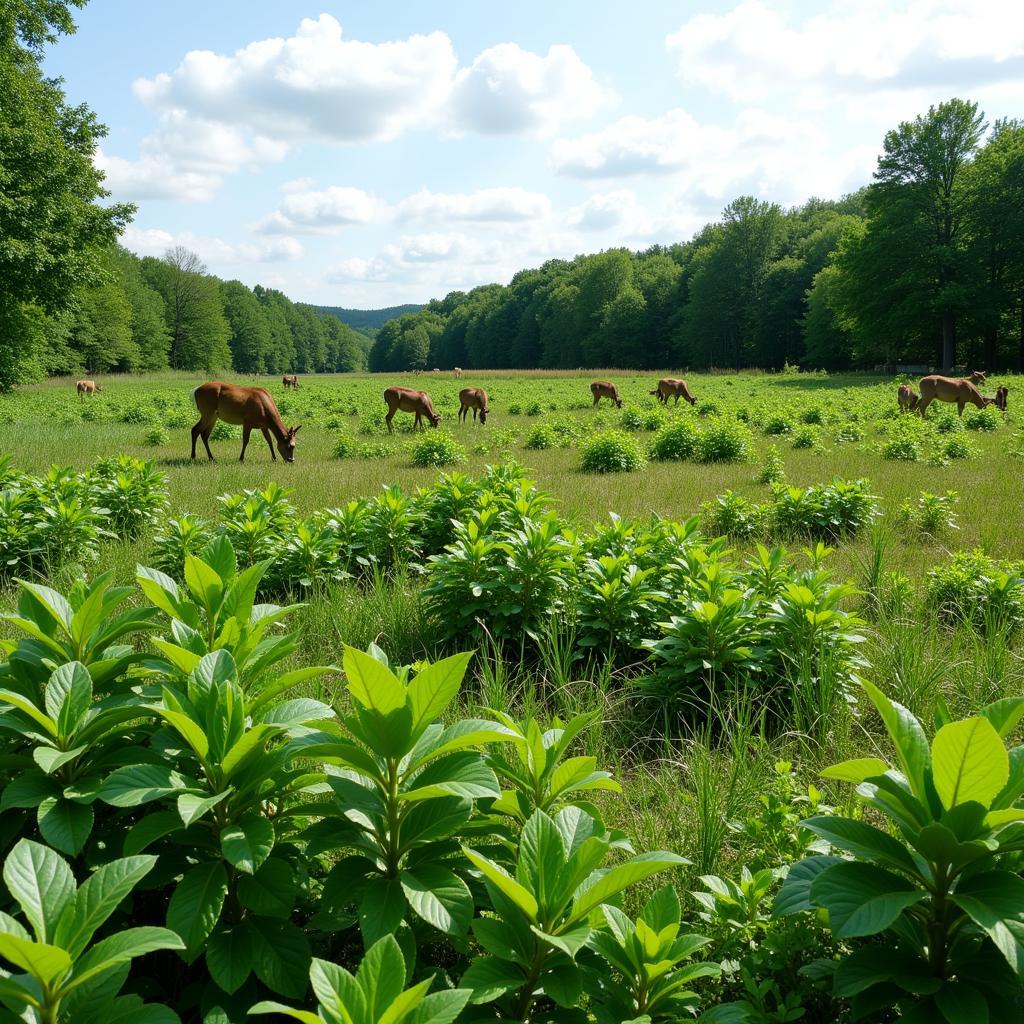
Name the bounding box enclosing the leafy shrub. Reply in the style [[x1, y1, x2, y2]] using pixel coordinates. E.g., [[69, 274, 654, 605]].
[[800, 406, 825, 425], [702, 491, 763, 539], [755, 445, 786, 484], [412, 432, 466, 467], [526, 400, 543, 416], [697, 418, 752, 463], [925, 549, 1024, 631], [209, 420, 240, 441], [882, 436, 920, 460], [151, 513, 214, 576], [933, 410, 963, 434], [896, 490, 959, 536], [964, 404, 1000, 431], [769, 479, 877, 540], [576, 554, 665, 657], [834, 423, 863, 443], [938, 433, 977, 460], [525, 423, 557, 449], [651, 420, 700, 461], [763, 413, 793, 435], [620, 408, 645, 430], [580, 429, 647, 473], [88, 456, 168, 538], [119, 403, 155, 424], [777, 683, 1024, 1022], [144, 426, 169, 446], [790, 425, 820, 449], [508, 402, 522, 414], [332, 433, 356, 459], [696, 400, 720, 417]]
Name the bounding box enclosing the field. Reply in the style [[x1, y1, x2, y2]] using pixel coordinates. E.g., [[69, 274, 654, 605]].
[[2, 368, 1024, 1022]]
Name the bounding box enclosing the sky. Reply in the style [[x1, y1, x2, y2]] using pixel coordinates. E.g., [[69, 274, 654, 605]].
[[44, 0, 1024, 308]]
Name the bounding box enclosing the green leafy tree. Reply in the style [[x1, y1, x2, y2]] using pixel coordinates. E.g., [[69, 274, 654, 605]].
[[0, 0, 134, 389], [220, 279, 271, 373]]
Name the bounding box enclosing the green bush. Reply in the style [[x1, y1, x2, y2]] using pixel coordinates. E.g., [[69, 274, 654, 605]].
[[525, 423, 557, 449], [144, 426, 169, 446], [412, 432, 467, 467], [332, 433, 356, 459], [882, 436, 920, 461], [964, 404, 1000, 431], [580, 429, 648, 472], [925, 549, 1024, 631], [697, 418, 752, 463], [756, 445, 786, 484], [210, 420, 240, 441], [790, 426, 819, 449], [620, 408, 645, 430], [651, 420, 700, 461]]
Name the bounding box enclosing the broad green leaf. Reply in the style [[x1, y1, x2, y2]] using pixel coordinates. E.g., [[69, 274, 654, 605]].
[[3, 839, 75, 943], [66, 927, 184, 990], [459, 955, 525, 1004], [249, 666, 334, 715], [949, 870, 1024, 978], [833, 945, 934, 997], [570, 851, 686, 924], [518, 810, 570, 916], [358, 876, 407, 945], [46, 662, 92, 739], [400, 865, 473, 936], [248, 1002, 320, 1024], [205, 923, 254, 994], [152, 708, 210, 760], [809, 861, 926, 938], [407, 652, 472, 740], [821, 757, 889, 784], [862, 680, 932, 804], [0, 933, 72, 986], [358, 935, 407, 1021], [237, 858, 298, 919], [150, 639, 201, 675], [344, 646, 405, 716], [980, 697, 1024, 739], [935, 981, 989, 1024], [177, 790, 231, 828], [400, 753, 500, 803], [220, 815, 275, 875], [19, 582, 74, 633], [221, 724, 278, 778], [167, 861, 228, 961], [249, 917, 311, 1000], [0, 689, 57, 737], [309, 957, 363, 1023], [55, 855, 158, 959], [38, 797, 93, 855], [932, 717, 1008, 811], [462, 847, 539, 921], [33, 745, 88, 775], [135, 567, 185, 620], [123, 811, 183, 855], [99, 765, 192, 807], [800, 816, 918, 874], [184, 555, 223, 616], [408, 989, 472, 1024], [379, 978, 432, 1024], [772, 856, 844, 918]]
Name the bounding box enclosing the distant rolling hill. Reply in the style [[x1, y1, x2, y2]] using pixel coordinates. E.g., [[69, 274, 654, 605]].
[[313, 303, 424, 337]]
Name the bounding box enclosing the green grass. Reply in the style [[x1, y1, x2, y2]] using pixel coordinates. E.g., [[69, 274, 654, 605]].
[[2, 368, 1022, 884]]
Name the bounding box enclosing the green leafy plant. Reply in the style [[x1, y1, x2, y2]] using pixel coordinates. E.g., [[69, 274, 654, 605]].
[[0, 839, 183, 1023], [251, 935, 471, 1024], [755, 446, 786, 484], [459, 806, 684, 1022], [896, 490, 959, 537], [651, 420, 700, 461], [775, 683, 1024, 1021], [412, 433, 466, 468], [580, 430, 647, 473]]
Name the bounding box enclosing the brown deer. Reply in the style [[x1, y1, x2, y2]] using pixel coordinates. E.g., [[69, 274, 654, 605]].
[[994, 386, 1009, 412], [650, 378, 696, 406], [897, 384, 919, 413], [76, 380, 101, 399], [591, 381, 622, 409], [191, 381, 301, 462], [282, 374, 300, 389], [384, 386, 441, 433], [453, 367, 464, 378], [916, 372, 988, 418], [458, 387, 488, 424]]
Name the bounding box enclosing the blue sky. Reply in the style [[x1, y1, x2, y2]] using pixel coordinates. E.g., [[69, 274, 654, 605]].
[[46, 1, 1024, 307]]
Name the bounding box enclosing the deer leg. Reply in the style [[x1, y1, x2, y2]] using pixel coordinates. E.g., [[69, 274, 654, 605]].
[[958, 400, 965, 417], [191, 421, 202, 459], [262, 428, 276, 461], [239, 425, 252, 463], [385, 408, 395, 434], [200, 426, 214, 460]]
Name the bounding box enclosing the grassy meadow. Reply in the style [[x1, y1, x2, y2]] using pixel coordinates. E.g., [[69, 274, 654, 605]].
[[3, 367, 1024, 1020], [2, 367, 1023, 868]]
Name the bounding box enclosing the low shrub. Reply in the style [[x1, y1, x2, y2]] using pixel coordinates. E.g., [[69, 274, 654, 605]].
[[755, 445, 786, 484], [697, 418, 752, 463], [925, 549, 1024, 631], [702, 491, 763, 539], [209, 420, 240, 441], [580, 430, 647, 472], [525, 423, 557, 450], [332, 433, 356, 459], [896, 489, 958, 537], [144, 426, 169, 446], [769, 478, 877, 540], [882, 436, 920, 461], [651, 420, 700, 461], [790, 426, 820, 450], [412, 432, 466, 467], [964, 404, 1000, 431]]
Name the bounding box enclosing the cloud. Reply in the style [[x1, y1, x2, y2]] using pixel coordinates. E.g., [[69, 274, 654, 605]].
[[666, 0, 1024, 104], [449, 42, 610, 135], [566, 190, 644, 232], [257, 185, 383, 233], [280, 176, 314, 193], [396, 186, 552, 223], [121, 225, 303, 264], [325, 232, 504, 285]]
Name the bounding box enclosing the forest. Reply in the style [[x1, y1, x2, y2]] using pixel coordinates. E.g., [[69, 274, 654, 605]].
[[2, 0, 1024, 389], [370, 106, 1024, 375]]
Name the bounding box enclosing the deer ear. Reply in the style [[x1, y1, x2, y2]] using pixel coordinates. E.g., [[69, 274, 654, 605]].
[[291, 425, 301, 435]]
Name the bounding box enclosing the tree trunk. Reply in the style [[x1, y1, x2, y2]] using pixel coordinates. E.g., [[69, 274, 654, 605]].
[[941, 308, 956, 370]]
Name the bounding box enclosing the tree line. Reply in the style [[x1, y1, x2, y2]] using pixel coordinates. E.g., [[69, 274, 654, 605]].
[[370, 100, 1024, 374], [3, 2, 1023, 389]]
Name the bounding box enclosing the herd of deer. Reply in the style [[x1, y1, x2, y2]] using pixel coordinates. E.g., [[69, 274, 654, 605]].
[[897, 371, 1009, 417], [74, 369, 1008, 465]]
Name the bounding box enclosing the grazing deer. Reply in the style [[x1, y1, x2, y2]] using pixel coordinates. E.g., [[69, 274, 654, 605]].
[[458, 387, 488, 424], [897, 384, 919, 413], [650, 378, 697, 406], [453, 367, 463, 378], [191, 381, 301, 463], [76, 380, 101, 399], [917, 373, 988, 418], [282, 374, 300, 389], [995, 386, 1009, 412], [590, 380, 623, 409], [383, 386, 441, 433]]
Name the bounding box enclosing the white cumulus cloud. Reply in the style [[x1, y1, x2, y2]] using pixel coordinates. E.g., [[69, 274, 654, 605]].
[[121, 226, 303, 265], [257, 185, 383, 233], [396, 186, 552, 223]]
